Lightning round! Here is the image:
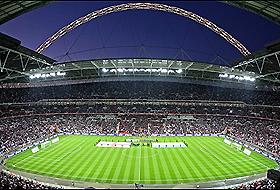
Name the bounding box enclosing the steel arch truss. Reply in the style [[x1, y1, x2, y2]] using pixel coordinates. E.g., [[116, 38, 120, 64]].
[[36, 3, 251, 56], [0, 45, 52, 82], [233, 50, 280, 83]]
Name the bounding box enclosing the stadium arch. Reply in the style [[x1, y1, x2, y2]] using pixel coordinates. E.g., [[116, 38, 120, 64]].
[[36, 3, 251, 56]]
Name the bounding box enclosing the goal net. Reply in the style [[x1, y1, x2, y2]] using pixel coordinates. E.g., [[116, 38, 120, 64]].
[[231, 142, 242, 151], [41, 141, 51, 149]]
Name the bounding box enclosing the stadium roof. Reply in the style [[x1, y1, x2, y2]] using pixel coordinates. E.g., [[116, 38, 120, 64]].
[[0, 32, 55, 82], [224, 1, 280, 25], [0, 1, 52, 25]]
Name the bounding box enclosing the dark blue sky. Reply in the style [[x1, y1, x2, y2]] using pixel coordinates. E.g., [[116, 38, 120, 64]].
[[1, 1, 280, 65]]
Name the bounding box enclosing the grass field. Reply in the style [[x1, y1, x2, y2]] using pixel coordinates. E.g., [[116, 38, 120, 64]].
[[5, 135, 278, 184]]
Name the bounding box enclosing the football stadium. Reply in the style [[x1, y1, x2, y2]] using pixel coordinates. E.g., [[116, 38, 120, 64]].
[[0, 1, 280, 189]]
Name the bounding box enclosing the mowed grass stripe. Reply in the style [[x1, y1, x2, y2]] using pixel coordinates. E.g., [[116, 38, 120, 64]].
[[161, 149, 182, 183], [104, 148, 124, 183], [140, 147, 151, 182], [191, 140, 223, 178], [200, 138, 252, 178], [94, 148, 117, 183], [127, 148, 137, 183], [50, 138, 87, 178], [12, 136, 74, 174], [207, 138, 262, 176], [160, 149, 178, 183], [86, 148, 109, 181], [68, 139, 95, 180], [205, 138, 269, 179], [193, 138, 234, 178], [175, 144, 200, 182], [113, 149, 130, 183], [156, 149, 170, 183], [185, 140, 209, 181], [171, 149, 192, 182], [5, 135, 278, 184]]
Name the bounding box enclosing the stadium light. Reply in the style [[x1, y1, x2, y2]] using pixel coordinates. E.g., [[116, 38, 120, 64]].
[[50, 72, 56, 77], [102, 68, 108, 73], [249, 77, 255, 82], [229, 74, 235, 79], [151, 69, 157, 72], [161, 69, 168, 73], [176, 69, 183, 74], [219, 73, 255, 82], [34, 73, 41, 78], [117, 68, 124, 73], [29, 71, 66, 80], [57, 71, 66, 76], [29, 75, 35, 79], [145, 69, 151, 72]]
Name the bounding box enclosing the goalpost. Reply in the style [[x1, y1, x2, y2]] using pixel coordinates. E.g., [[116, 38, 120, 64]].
[[231, 142, 242, 151], [41, 141, 51, 149]]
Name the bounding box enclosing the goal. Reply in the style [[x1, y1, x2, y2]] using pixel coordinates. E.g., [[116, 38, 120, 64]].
[[41, 141, 51, 149]]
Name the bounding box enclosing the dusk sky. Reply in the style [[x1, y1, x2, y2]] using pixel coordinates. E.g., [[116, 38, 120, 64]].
[[1, 1, 280, 65]]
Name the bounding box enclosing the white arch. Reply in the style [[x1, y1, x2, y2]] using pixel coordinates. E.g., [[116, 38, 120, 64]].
[[36, 3, 251, 56]]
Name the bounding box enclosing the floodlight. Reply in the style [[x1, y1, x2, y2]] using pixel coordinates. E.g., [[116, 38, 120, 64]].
[[102, 68, 108, 73], [249, 78, 255, 82], [176, 69, 183, 74], [34, 73, 41, 78], [117, 68, 124, 73], [161, 69, 168, 73], [229, 74, 235, 79], [50, 72, 56, 77], [243, 76, 250, 81]]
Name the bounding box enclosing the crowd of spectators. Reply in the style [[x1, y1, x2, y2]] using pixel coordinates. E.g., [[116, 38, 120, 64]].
[[232, 178, 277, 189], [1, 102, 280, 119], [0, 113, 279, 156], [0, 81, 280, 105], [0, 171, 61, 189]]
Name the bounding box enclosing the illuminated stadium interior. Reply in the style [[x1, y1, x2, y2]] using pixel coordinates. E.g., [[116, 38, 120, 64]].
[[0, 1, 280, 189]]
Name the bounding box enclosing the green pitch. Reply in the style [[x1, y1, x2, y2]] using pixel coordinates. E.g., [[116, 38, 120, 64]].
[[5, 135, 278, 184]]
